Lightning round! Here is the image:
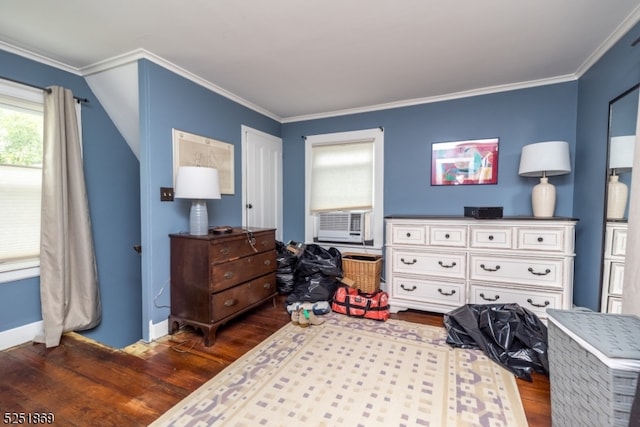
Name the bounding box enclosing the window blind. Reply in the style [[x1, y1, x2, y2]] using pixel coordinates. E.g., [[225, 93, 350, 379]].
[[310, 139, 374, 212]]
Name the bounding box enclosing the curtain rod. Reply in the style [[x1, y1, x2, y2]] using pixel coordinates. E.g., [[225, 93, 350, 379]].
[[1, 76, 89, 103]]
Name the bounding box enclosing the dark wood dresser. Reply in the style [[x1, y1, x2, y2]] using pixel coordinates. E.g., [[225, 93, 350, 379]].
[[168, 227, 277, 346]]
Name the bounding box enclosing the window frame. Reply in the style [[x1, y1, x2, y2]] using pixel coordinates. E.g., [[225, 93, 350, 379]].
[[304, 128, 384, 249], [0, 79, 44, 283]]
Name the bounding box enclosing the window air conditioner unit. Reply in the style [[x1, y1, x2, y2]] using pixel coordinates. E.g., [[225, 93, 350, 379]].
[[315, 211, 372, 243]]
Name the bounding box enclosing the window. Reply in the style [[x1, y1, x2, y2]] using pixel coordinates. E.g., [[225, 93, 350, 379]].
[[305, 128, 384, 247], [0, 80, 44, 280]]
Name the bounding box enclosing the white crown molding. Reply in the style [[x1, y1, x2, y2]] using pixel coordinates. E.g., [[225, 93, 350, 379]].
[[0, 40, 82, 75], [282, 74, 579, 123], [81, 48, 280, 122], [575, 6, 640, 77]]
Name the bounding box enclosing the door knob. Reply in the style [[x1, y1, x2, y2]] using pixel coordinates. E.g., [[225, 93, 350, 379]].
[[246, 203, 253, 209]]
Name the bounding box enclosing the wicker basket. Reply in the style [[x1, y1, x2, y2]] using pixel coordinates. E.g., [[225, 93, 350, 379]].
[[341, 252, 383, 293]]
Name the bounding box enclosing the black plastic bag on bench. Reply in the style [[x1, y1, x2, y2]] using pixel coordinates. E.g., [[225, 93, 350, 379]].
[[443, 303, 549, 381]]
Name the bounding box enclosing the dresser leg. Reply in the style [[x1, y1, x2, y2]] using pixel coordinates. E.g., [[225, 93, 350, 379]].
[[204, 325, 219, 347]]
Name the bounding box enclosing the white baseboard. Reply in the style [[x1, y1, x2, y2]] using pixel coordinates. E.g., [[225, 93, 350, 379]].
[[0, 321, 43, 351], [148, 318, 168, 342]]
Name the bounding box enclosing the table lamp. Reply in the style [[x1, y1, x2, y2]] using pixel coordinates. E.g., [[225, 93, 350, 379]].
[[174, 166, 221, 235], [607, 135, 635, 219], [518, 141, 571, 218]]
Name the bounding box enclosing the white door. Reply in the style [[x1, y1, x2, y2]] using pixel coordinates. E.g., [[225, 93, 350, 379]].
[[241, 125, 283, 241]]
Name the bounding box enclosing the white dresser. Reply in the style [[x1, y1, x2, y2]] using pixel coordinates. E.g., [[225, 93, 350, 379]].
[[600, 221, 628, 314], [385, 216, 577, 321]]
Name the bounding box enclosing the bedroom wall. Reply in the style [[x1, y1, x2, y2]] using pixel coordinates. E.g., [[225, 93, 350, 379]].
[[0, 49, 142, 348], [281, 82, 579, 239], [137, 60, 281, 336], [573, 21, 640, 310]]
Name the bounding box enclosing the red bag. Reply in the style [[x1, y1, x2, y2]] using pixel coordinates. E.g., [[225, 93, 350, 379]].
[[331, 286, 390, 321]]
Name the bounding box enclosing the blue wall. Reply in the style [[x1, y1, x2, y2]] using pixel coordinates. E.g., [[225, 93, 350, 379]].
[[0, 50, 142, 348], [573, 22, 640, 310], [281, 83, 579, 241], [137, 60, 281, 333]]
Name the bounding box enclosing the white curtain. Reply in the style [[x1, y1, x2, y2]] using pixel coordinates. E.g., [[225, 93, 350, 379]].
[[621, 101, 640, 316], [35, 86, 101, 347]]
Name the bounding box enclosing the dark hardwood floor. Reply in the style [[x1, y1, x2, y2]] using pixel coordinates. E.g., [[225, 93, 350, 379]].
[[0, 296, 550, 426]]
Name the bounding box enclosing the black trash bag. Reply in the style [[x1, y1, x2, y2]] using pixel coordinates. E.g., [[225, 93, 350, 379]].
[[443, 303, 549, 382], [275, 241, 298, 294], [286, 244, 342, 304]]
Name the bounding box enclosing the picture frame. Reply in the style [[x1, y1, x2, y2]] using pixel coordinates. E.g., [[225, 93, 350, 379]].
[[172, 129, 235, 195], [431, 138, 499, 186]]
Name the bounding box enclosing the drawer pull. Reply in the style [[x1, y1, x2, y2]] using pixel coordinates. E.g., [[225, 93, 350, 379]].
[[537, 237, 544, 242], [401, 258, 417, 265], [437, 288, 456, 296], [406, 232, 411, 238], [263, 282, 272, 290], [480, 264, 501, 272], [479, 293, 500, 302], [438, 261, 457, 269], [445, 233, 450, 239], [528, 267, 551, 276], [264, 259, 271, 266], [400, 284, 417, 291], [220, 247, 230, 255], [224, 299, 238, 307], [224, 271, 234, 279], [527, 298, 550, 308], [488, 235, 494, 241], [260, 240, 269, 247]]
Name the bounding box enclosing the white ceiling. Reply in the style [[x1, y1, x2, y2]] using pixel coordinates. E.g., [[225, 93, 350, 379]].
[[0, 0, 639, 122]]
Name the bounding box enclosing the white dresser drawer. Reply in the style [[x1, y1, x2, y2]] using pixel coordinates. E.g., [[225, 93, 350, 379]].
[[469, 284, 561, 319], [470, 226, 512, 249], [392, 277, 465, 305], [429, 225, 467, 247], [516, 227, 565, 252], [607, 262, 625, 295], [469, 254, 565, 288], [391, 225, 426, 245], [610, 228, 627, 257], [393, 250, 466, 279]]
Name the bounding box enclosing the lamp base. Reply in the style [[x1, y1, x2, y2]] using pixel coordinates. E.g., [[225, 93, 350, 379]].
[[189, 200, 209, 235], [531, 177, 556, 218], [607, 174, 628, 220]]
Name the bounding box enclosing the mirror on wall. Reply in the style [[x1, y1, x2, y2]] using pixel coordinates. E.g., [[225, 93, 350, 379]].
[[601, 84, 639, 313]]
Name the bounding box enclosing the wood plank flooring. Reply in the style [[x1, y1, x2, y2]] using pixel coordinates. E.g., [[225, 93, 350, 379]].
[[0, 296, 550, 426]]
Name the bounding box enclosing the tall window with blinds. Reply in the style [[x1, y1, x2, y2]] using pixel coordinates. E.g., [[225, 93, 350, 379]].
[[0, 80, 44, 276], [304, 128, 384, 248]]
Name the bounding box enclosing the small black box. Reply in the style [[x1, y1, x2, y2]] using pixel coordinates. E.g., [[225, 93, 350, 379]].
[[464, 206, 503, 219]]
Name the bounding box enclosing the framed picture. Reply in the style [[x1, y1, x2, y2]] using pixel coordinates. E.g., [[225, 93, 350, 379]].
[[172, 129, 235, 194], [431, 138, 499, 186]]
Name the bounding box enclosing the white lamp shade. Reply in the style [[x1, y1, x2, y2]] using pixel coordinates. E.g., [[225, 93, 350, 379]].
[[174, 166, 221, 199], [609, 135, 635, 172], [518, 141, 571, 177]]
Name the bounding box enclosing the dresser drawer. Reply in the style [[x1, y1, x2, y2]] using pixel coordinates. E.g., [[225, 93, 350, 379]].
[[392, 250, 466, 279], [516, 227, 565, 252], [606, 261, 625, 295], [610, 228, 628, 257], [469, 284, 561, 319], [209, 230, 276, 264], [210, 273, 277, 323], [469, 254, 565, 288], [470, 226, 512, 249], [211, 250, 276, 292], [429, 225, 467, 247], [391, 225, 426, 245], [392, 276, 464, 306]]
